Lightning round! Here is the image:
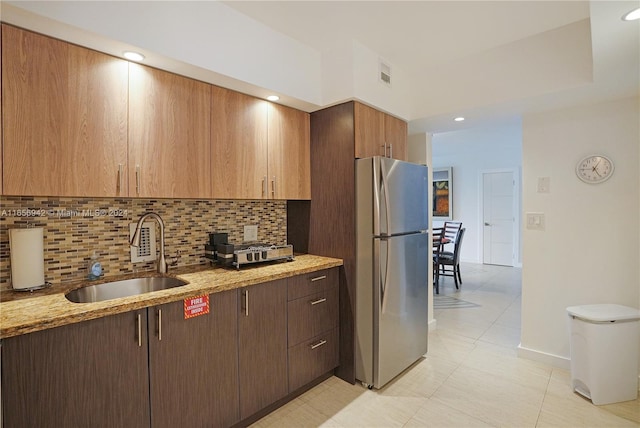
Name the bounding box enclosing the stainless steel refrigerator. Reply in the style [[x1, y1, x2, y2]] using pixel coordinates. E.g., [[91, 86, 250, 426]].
[[355, 156, 429, 389]]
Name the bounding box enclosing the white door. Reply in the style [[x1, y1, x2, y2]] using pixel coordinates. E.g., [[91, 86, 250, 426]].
[[482, 171, 515, 266]]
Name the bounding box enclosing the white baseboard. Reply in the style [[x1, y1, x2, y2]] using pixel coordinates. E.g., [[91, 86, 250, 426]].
[[517, 344, 570, 370], [428, 318, 437, 332], [518, 346, 640, 392]]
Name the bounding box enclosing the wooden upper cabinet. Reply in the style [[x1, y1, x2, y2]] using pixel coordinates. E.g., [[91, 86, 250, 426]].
[[384, 114, 408, 161], [354, 101, 408, 161], [211, 86, 268, 199], [211, 86, 310, 200], [267, 103, 311, 200], [2, 25, 129, 197], [129, 63, 211, 198], [354, 102, 385, 159]]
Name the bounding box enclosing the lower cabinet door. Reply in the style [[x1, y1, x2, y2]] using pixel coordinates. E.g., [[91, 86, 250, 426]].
[[238, 279, 288, 420], [288, 328, 339, 392], [148, 290, 239, 428], [1, 310, 150, 428]]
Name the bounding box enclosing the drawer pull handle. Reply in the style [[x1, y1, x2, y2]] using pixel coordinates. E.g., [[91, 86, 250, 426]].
[[158, 309, 162, 341], [311, 340, 327, 350], [310, 275, 327, 282], [137, 313, 142, 347], [242, 290, 249, 317], [310, 298, 327, 305]]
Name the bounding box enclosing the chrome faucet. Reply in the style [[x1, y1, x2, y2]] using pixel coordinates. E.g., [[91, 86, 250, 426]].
[[130, 212, 168, 274]]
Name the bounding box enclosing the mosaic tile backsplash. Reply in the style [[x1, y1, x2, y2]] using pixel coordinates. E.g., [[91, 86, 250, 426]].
[[0, 197, 287, 291]]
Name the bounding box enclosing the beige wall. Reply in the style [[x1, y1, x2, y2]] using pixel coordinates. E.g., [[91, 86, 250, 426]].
[[520, 96, 640, 367]]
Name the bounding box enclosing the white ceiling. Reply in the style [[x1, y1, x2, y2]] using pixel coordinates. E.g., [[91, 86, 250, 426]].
[[3, 1, 639, 134], [224, 0, 639, 133]]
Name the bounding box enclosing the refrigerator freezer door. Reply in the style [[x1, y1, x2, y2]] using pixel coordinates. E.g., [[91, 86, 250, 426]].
[[357, 157, 428, 237], [374, 232, 429, 388]]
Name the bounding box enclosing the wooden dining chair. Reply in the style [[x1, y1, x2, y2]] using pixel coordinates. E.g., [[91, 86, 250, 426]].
[[441, 221, 462, 252], [437, 227, 465, 289], [432, 227, 444, 294]]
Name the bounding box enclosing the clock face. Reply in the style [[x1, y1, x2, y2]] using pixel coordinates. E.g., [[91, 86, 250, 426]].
[[576, 155, 614, 184]]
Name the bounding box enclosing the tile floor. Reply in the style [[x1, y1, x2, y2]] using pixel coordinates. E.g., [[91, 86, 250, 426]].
[[252, 263, 640, 427]]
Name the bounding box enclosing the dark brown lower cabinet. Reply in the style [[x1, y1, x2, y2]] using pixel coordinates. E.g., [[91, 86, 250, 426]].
[[238, 279, 288, 420], [2, 271, 338, 428], [288, 328, 339, 391], [286, 267, 340, 393], [148, 290, 239, 428], [1, 309, 150, 428]]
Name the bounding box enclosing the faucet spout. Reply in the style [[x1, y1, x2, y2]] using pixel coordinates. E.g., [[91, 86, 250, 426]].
[[131, 212, 168, 274]]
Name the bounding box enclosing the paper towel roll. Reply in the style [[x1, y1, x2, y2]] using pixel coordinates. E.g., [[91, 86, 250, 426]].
[[9, 228, 46, 290]]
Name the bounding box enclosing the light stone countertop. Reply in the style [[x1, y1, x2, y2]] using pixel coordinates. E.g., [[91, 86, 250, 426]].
[[0, 254, 343, 339]]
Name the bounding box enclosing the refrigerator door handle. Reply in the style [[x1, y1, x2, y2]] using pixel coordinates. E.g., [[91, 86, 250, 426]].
[[377, 238, 390, 314], [380, 159, 392, 235], [373, 157, 381, 235], [381, 238, 390, 314], [374, 238, 383, 311]]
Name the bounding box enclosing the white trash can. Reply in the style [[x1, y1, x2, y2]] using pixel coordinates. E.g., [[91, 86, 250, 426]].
[[567, 304, 640, 405]]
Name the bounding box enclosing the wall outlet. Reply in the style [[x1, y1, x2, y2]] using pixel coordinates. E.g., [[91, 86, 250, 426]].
[[526, 213, 545, 231], [244, 225, 258, 242]]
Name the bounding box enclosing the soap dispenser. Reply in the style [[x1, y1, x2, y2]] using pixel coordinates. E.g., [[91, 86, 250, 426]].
[[87, 251, 103, 280]]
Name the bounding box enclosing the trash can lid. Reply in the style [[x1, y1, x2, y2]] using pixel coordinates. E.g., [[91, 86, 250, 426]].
[[567, 304, 640, 322]]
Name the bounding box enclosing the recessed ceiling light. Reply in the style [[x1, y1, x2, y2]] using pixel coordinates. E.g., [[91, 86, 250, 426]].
[[622, 7, 640, 21], [267, 95, 280, 101], [123, 51, 145, 61], [454, 117, 465, 122]]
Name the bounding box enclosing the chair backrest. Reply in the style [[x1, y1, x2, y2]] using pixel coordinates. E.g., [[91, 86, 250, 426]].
[[443, 221, 462, 244], [432, 227, 444, 254], [453, 228, 466, 262]]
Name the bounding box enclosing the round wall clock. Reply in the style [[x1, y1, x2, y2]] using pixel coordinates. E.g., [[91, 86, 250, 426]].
[[575, 155, 614, 184]]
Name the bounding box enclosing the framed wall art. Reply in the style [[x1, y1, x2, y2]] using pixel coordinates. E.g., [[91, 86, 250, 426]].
[[433, 167, 452, 221]]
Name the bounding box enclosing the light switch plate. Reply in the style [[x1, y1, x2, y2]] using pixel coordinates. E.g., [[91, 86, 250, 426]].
[[526, 213, 545, 231], [244, 225, 258, 242], [537, 177, 550, 193]]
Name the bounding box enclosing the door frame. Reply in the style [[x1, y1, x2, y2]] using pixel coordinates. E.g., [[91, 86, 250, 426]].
[[477, 167, 521, 267]]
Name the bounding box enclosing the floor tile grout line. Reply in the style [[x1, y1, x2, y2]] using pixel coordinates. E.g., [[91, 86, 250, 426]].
[[534, 365, 555, 427]]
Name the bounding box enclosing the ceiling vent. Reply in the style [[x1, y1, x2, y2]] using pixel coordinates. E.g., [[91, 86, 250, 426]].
[[379, 60, 392, 87]]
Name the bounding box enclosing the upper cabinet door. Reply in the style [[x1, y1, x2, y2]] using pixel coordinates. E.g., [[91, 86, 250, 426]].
[[384, 114, 408, 161], [354, 102, 408, 161], [2, 25, 129, 197], [129, 63, 211, 199], [354, 102, 385, 159], [267, 103, 311, 200], [211, 86, 268, 200]]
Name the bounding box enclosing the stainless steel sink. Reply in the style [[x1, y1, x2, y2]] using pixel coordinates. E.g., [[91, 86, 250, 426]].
[[65, 277, 189, 303]]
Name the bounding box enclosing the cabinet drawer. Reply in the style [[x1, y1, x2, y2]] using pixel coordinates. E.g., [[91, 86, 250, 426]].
[[288, 287, 338, 347], [288, 268, 338, 301], [288, 328, 339, 392]]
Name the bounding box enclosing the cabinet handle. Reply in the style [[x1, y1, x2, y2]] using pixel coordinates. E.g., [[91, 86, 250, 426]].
[[381, 144, 387, 157], [157, 309, 162, 341], [389, 144, 393, 158], [310, 339, 327, 350], [243, 290, 249, 317], [137, 313, 142, 347], [262, 176, 267, 198], [118, 164, 124, 193], [310, 275, 326, 282], [310, 298, 327, 305], [135, 165, 141, 195], [271, 176, 276, 198]]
